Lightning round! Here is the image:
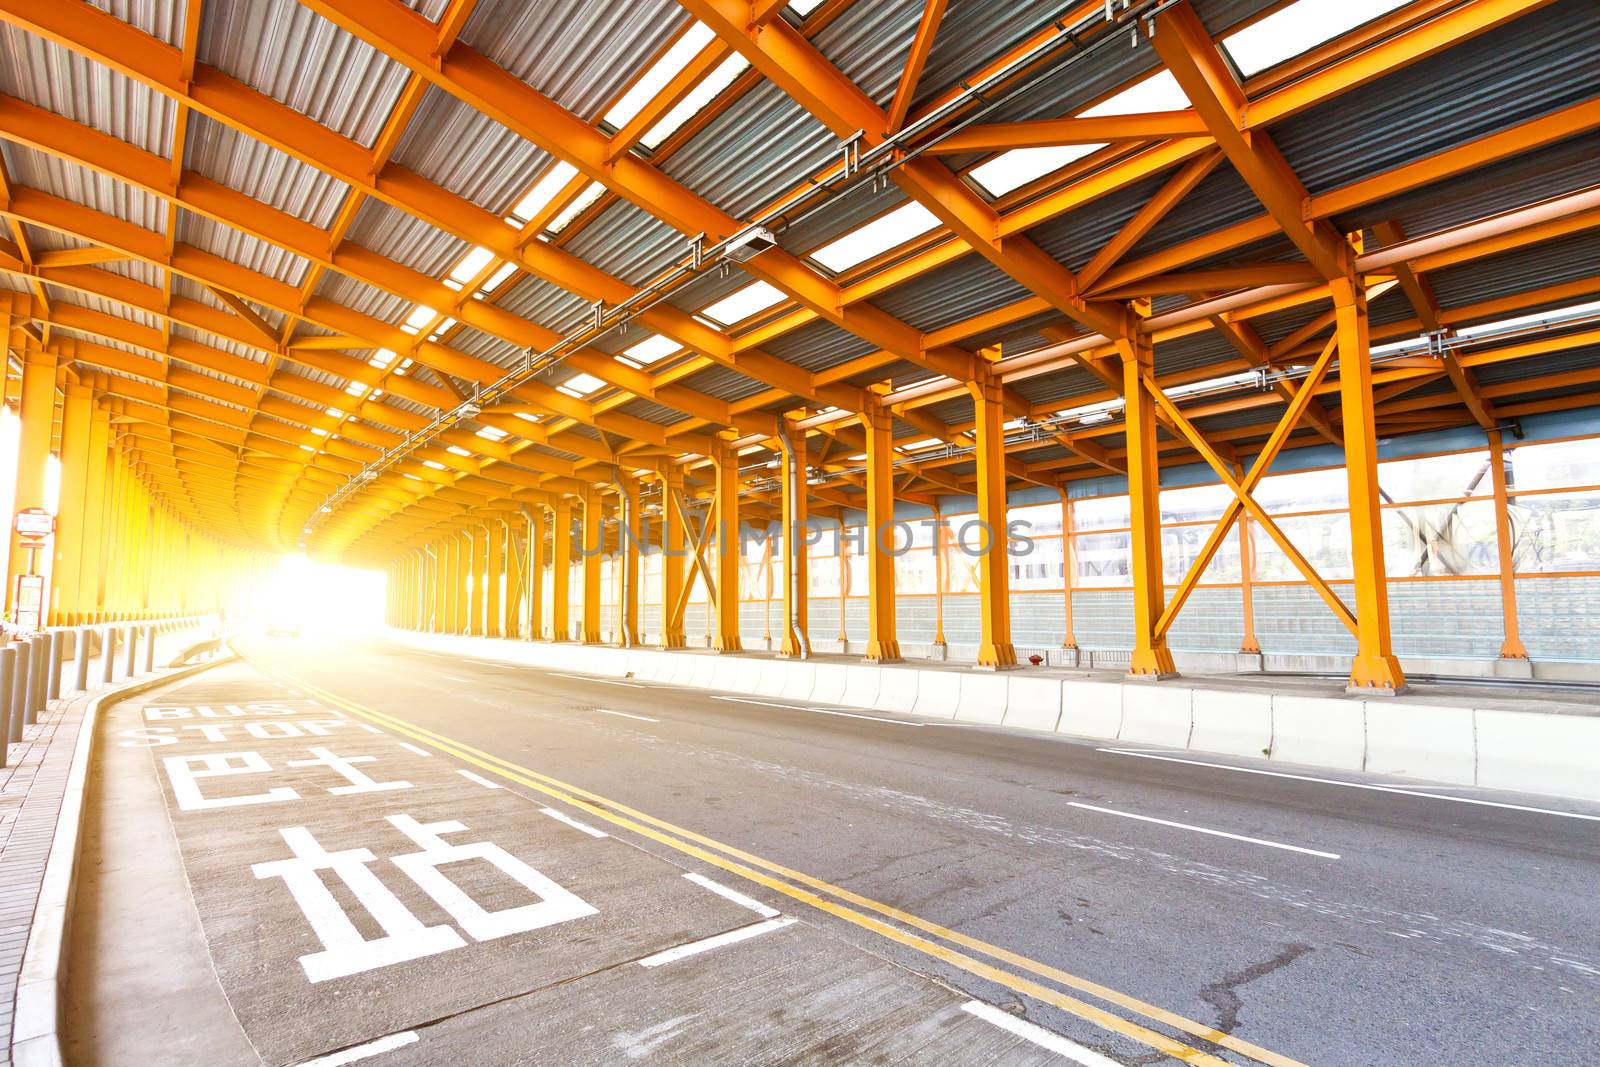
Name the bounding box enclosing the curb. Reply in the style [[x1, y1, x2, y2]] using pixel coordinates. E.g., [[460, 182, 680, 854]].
[[10, 653, 237, 1067]]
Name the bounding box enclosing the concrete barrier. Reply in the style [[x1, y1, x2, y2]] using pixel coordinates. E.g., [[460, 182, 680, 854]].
[[1118, 684, 1194, 747], [1473, 709, 1600, 801], [911, 670, 961, 718], [873, 668, 921, 714], [1190, 689, 1273, 758], [778, 662, 817, 703], [1002, 676, 1062, 732], [1271, 695, 1366, 771], [1056, 680, 1123, 740], [809, 664, 848, 706], [840, 665, 880, 709], [954, 673, 1009, 724], [1365, 701, 1477, 785], [687, 655, 718, 690]]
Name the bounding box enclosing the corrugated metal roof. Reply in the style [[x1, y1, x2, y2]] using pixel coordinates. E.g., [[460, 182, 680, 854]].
[[345, 197, 465, 281], [1473, 344, 1600, 387], [1007, 364, 1107, 408], [1275, 0, 1600, 197], [184, 113, 348, 228], [3, 143, 168, 235], [661, 82, 835, 219], [0, 28, 175, 156], [561, 199, 682, 287], [868, 252, 1031, 334], [177, 209, 312, 287], [88, 0, 186, 47], [814, 0, 921, 107], [461, 0, 690, 120], [392, 88, 552, 214], [1429, 229, 1600, 319], [497, 274, 590, 333], [759, 317, 877, 372], [676, 363, 769, 403], [315, 269, 414, 328], [1025, 169, 1172, 272], [199, 0, 411, 148], [615, 396, 692, 427]]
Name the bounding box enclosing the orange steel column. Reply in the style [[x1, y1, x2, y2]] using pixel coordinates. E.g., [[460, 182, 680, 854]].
[[969, 370, 1017, 669], [862, 395, 901, 662], [1233, 461, 1262, 655], [1119, 331, 1176, 679], [932, 501, 947, 654], [6, 349, 57, 618], [501, 516, 521, 639], [660, 466, 687, 648], [1060, 493, 1078, 652], [442, 533, 461, 633], [78, 398, 111, 623], [618, 475, 641, 647], [430, 543, 446, 631], [1335, 276, 1407, 693], [778, 421, 809, 658], [1488, 430, 1529, 661], [526, 506, 545, 639], [581, 489, 603, 644], [50, 382, 93, 625], [711, 442, 742, 652], [551, 496, 572, 641], [466, 524, 486, 636], [485, 520, 503, 638]]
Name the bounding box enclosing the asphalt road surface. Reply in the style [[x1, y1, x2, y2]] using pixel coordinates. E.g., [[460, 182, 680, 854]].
[[73, 633, 1600, 1066]]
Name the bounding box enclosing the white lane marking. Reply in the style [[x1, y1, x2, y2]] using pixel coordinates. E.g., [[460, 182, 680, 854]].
[[595, 708, 659, 723], [551, 673, 646, 688], [293, 1031, 420, 1066], [1067, 801, 1340, 859], [637, 917, 796, 968], [540, 807, 608, 838], [441, 674, 475, 684], [398, 742, 431, 757], [710, 695, 920, 727], [456, 769, 503, 790], [960, 1001, 1122, 1067], [1097, 748, 1600, 823], [682, 872, 779, 919]]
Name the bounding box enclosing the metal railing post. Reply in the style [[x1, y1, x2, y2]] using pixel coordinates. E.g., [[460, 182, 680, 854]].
[[10, 641, 28, 743], [74, 627, 91, 692], [25, 636, 44, 725], [0, 646, 13, 766], [100, 625, 116, 684], [46, 630, 63, 701]]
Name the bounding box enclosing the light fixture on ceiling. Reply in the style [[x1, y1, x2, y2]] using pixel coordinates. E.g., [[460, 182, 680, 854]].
[[723, 226, 778, 262]]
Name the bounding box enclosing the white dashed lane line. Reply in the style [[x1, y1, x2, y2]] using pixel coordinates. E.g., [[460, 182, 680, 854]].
[[1067, 801, 1341, 860], [636, 918, 797, 968], [292, 1030, 420, 1066], [960, 1001, 1123, 1067], [594, 708, 659, 723], [539, 807, 608, 838], [455, 769, 503, 790]]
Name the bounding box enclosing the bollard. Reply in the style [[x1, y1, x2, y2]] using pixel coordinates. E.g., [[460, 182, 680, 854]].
[[100, 625, 117, 684], [47, 630, 63, 701], [0, 646, 12, 768], [144, 625, 156, 673], [73, 627, 91, 692], [10, 641, 28, 743], [124, 625, 138, 677], [26, 637, 45, 724]]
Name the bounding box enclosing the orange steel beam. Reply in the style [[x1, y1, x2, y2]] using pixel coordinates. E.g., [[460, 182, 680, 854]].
[[886, 0, 947, 134], [1152, 3, 1350, 283], [927, 111, 1208, 153], [1077, 149, 1221, 290]]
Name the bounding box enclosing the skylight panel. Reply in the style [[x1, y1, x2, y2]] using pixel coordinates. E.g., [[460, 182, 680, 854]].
[[514, 412, 542, 423], [787, 0, 826, 16], [476, 425, 508, 440], [423, 459, 447, 470], [810, 202, 940, 272], [641, 53, 751, 149], [548, 182, 605, 233], [1222, 0, 1409, 77], [557, 372, 606, 397], [445, 444, 472, 456], [448, 246, 495, 286], [969, 144, 1104, 197], [401, 305, 437, 334], [508, 161, 578, 224], [1080, 71, 1188, 117], [701, 281, 786, 325], [477, 261, 517, 296], [604, 23, 717, 130], [344, 381, 367, 396], [623, 334, 683, 365], [369, 348, 397, 369], [898, 437, 941, 452]]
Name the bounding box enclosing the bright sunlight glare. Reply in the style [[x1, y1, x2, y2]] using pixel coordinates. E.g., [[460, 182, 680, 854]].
[[259, 555, 387, 637]]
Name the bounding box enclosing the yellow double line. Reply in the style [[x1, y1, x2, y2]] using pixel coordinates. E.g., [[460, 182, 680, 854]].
[[253, 656, 1305, 1067]]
